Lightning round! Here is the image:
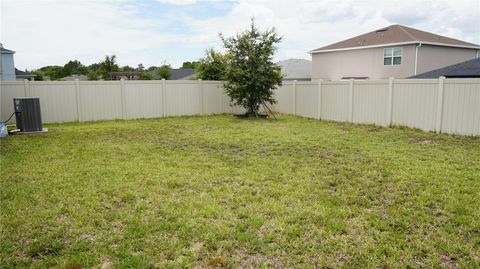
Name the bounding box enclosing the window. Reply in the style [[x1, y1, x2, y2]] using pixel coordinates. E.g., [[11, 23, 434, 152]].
[[384, 47, 402, 65]]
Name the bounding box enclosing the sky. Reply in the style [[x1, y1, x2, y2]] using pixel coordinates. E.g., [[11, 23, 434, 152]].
[[1, 0, 479, 70]]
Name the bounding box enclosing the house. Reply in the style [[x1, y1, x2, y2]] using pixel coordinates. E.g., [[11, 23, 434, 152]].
[[1, 43, 36, 81], [15, 69, 35, 81], [277, 59, 311, 81], [410, 58, 480, 78], [310, 25, 480, 80], [0, 44, 16, 80], [148, 68, 196, 80]]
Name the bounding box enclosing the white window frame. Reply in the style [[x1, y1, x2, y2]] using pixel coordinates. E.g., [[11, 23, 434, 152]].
[[384, 47, 403, 66]]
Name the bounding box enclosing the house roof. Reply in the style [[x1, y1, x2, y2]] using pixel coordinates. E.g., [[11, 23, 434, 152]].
[[0, 47, 15, 54], [148, 68, 196, 80], [59, 74, 88, 81], [409, 58, 480, 78], [277, 59, 311, 80], [311, 25, 480, 53], [15, 69, 35, 78], [171, 68, 195, 80]]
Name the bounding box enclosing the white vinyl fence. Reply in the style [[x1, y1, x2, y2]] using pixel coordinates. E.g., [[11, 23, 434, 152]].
[[1, 78, 479, 136], [0, 79, 242, 124], [272, 78, 480, 136]]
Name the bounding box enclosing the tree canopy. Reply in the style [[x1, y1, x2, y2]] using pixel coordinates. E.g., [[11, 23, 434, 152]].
[[181, 61, 199, 69], [156, 65, 172, 80], [196, 49, 229, 81], [63, 60, 88, 76], [98, 55, 119, 80], [220, 19, 283, 115]]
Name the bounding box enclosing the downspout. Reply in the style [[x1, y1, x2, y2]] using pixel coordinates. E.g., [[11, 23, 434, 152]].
[[414, 43, 422, 75], [476, 50, 479, 58]]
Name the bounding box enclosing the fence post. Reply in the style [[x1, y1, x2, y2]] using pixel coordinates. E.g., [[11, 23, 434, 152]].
[[120, 78, 127, 119], [292, 80, 297, 115], [435, 76, 446, 133], [75, 79, 81, 122], [198, 79, 204, 115], [162, 78, 167, 117], [23, 79, 30, 97], [387, 77, 394, 126], [348, 79, 354, 122], [317, 80, 322, 120]]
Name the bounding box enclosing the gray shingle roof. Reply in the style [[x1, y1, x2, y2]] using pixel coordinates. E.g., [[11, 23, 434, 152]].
[[277, 59, 311, 80], [148, 68, 195, 80], [0, 47, 15, 54], [409, 58, 480, 78], [15, 68, 35, 77], [311, 25, 480, 53]]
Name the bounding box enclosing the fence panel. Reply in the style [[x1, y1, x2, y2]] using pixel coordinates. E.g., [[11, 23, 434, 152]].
[[295, 82, 318, 119], [273, 82, 294, 114], [124, 81, 163, 119], [391, 79, 438, 131], [165, 81, 202, 116], [441, 79, 480, 135], [203, 81, 226, 114], [78, 81, 123, 121], [30, 82, 77, 123], [321, 81, 350, 122], [353, 80, 389, 126]]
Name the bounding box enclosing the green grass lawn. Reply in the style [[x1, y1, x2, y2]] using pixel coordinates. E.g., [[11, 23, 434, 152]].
[[1, 115, 479, 268]]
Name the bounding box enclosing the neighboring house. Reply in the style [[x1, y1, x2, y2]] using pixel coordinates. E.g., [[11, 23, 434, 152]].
[[0, 44, 16, 80], [59, 74, 88, 81], [15, 69, 35, 81], [277, 59, 311, 81], [410, 58, 480, 78], [310, 25, 480, 80], [148, 68, 196, 80], [1, 43, 36, 81]]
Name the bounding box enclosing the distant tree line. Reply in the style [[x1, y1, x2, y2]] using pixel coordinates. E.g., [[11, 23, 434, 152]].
[[32, 56, 198, 81]]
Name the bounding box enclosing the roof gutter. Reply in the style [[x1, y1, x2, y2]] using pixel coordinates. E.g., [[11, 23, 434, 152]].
[[414, 43, 422, 75], [310, 41, 480, 54]]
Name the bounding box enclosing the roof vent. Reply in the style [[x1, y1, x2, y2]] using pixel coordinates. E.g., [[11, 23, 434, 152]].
[[376, 28, 388, 33]]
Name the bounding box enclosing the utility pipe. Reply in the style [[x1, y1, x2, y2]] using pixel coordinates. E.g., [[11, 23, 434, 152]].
[[414, 43, 422, 75]]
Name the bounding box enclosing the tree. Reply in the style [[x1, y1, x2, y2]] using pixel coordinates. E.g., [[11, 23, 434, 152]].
[[156, 65, 171, 80], [147, 66, 158, 71], [87, 71, 99, 80], [40, 65, 64, 80], [220, 19, 283, 116], [32, 70, 44, 81], [181, 61, 199, 69], [138, 72, 153, 80], [87, 63, 101, 72], [63, 60, 87, 76], [196, 49, 229, 81], [98, 55, 119, 80], [120, 65, 135, 72]]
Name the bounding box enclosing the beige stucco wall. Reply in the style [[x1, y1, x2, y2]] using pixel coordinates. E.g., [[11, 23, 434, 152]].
[[311, 45, 479, 80], [311, 45, 416, 80], [416, 45, 478, 74]]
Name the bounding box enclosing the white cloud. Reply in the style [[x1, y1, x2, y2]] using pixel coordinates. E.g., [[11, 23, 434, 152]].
[[1, 0, 188, 69], [1, 0, 479, 70]]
